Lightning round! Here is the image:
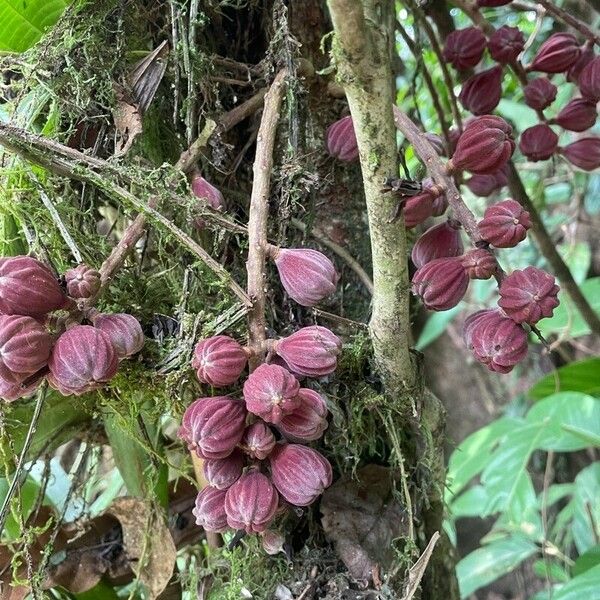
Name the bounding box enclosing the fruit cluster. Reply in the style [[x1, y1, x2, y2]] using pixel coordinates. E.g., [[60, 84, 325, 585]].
[[0, 256, 144, 401], [180, 243, 339, 543]]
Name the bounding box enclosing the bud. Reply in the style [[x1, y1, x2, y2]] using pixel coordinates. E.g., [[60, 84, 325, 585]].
[[191, 175, 224, 211], [178, 396, 247, 459], [193, 486, 228, 532], [403, 193, 434, 229], [559, 137, 600, 171], [270, 247, 338, 307], [450, 116, 515, 175], [243, 363, 301, 424], [459, 66, 503, 116], [568, 44, 595, 84], [442, 27, 486, 70], [224, 471, 279, 533], [203, 451, 244, 490], [424, 133, 446, 156], [523, 77, 557, 111], [528, 33, 581, 74], [277, 388, 329, 443], [488, 26, 525, 64], [91, 313, 144, 359], [242, 421, 276, 460], [411, 257, 469, 311], [431, 193, 449, 217], [550, 98, 597, 132], [261, 529, 285, 555], [498, 267, 560, 325], [464, 309, 528, 373], [326, 115, 359, 162], [270, 443, 333, 507], [274, 326, 342, 377], [0, 364, 41, 402], [466, 167, 508, 197], [191, 335, 248, 387], [477, 0, 512, 5], [579, 56, 600, 101], [518, 124, 558, 161], [411, 220, 463, 268], [461, 249, 497, 280], [0, 315, 52, 375], [478, 199, 531, 248], [47, 325, 118, 395], [0, 256, 66, 317], [65, 264, 101, 299]]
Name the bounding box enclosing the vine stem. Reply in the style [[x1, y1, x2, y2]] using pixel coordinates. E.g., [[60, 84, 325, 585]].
[[536, 0, 600, 45], [246, 70, 287, 370]]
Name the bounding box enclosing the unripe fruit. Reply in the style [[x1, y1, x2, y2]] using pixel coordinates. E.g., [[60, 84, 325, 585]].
[[193, 486, 228, 532], [528, 33, 581, 74], [498, 267, 560, 325], [431, 193, 449, 217], [0, 315, 52, 375], [488, 26, 525, 64], [271, 247, 338, 307], [560, 137, 600, 171], [91, 313, 144, 359], [178, 396, 247, 459], [65, 264, 101, 299], [411, 220, 463, 268], [464, 309, 528, 373], [203, 451, 244, 490], [242, 421, 276, 460], [274, 325, 341, 377], [326, 115, 359, 162], [523, 77, 557, 111], [243, 363, 301, 424], [0, 256, 66, 317], [47, 325, 118, 395], [0, 364, 41, 402], [277, 388, 329, 443], [450, 116, 515, 175], [403, 193, 434, 229], [411, 257, 469, 311], [578, 56, 600, 101], [466, 168, 508, 197], [550, 98, 597, 132], [442, 27, 486, 70], [478, 199, 531, 248], [519, 124, 558, 161], [191, 335, 248, 387], [461, 249, 497, 280], [568, 44, 595, 84], [191, 176, 225, 211], [261, 529, 285, 555], [270, 443, 333, 507], [224, 471, 279, 533], [459, 66, 503, 116]]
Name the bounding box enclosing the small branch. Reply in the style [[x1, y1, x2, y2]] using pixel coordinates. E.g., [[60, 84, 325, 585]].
[[537, 0, 600, 45], [507, 161, 600, 338], [246, 71, 287, 370], [291, 217, 373, 295]]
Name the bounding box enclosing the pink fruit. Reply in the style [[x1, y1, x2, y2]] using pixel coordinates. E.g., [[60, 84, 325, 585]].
[[0, 315, 52, 375], [442, 27, 487, 70], [242, 421, 276, 460], [243, 363, 301, 424], [0, 364, 41, 402], [91, 313, 144, 359], [459, 66, 503, 116], [277, 388, 329, 443], [568, 44, 595, 84], [326, 115, 359, 162], [65, 264, 101, 299], [261, 529, 285, 555], [411, 220, 463, 268], [193, 486, 228, 532], [0, 256, 66, 317], [191, 176, 225, 211], [191, 335, 248, 387], [224, 471, 279, 533], [523, 77, 557, 111], [478, 199, 531, 248], [411, 257, 469, 311], [466, 167, 508, 197], [550, 98, 597, 132], [488, 26, 525, 64], [578, 55, 600, 100], [178, 396, 247, 459], [528, 33, 581, 74], [203, 451, 244, 490], [269, 443, 332, 507], [560, 137, 600, 171], [519, 124, 558, 161], [461, 249, 497, 280]]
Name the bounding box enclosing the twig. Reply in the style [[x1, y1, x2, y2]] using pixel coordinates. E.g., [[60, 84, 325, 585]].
[[537, 0, 600, 45], [246, 70, 288, 370], [0, 383, 47, 535], [401, 531, 441, 600], [291, 217, 374, 295], [507, 161, 600, 338]]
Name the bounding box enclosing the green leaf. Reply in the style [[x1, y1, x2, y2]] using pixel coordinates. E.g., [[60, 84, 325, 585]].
[[74, 579, 120, 600], [573, 545, 600, 577], [557, 242, 591, 285], [497, 99, 538, 130], [572, 463, 600, 555], [536, 277, 600, 340], [457, 535, 538, 598], [449, 485, 489, 519], [585, 174, 600, 215], [526, 393, 600, 452], [415, 304, 462, 350], [533, 559, 570, 583], [529, 359, 600, 400], [0, 0, 67, 53], [0, 476, 44, 540], [553, 564, 600, 600]]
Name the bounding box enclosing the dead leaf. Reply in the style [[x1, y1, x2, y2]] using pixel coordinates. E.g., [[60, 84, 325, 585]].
[[321, 464, 409, 581], [113, 86, 143, 157], [106, 497, 176, 599]]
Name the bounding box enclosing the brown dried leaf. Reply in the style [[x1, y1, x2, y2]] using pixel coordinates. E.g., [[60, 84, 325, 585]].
[[321, 464, 409, 581], [113, 86, 143, 158]]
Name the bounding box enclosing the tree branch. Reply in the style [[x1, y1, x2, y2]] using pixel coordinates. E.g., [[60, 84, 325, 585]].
[[328, 0, 414, 393], [536, 0, 600, 45]]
